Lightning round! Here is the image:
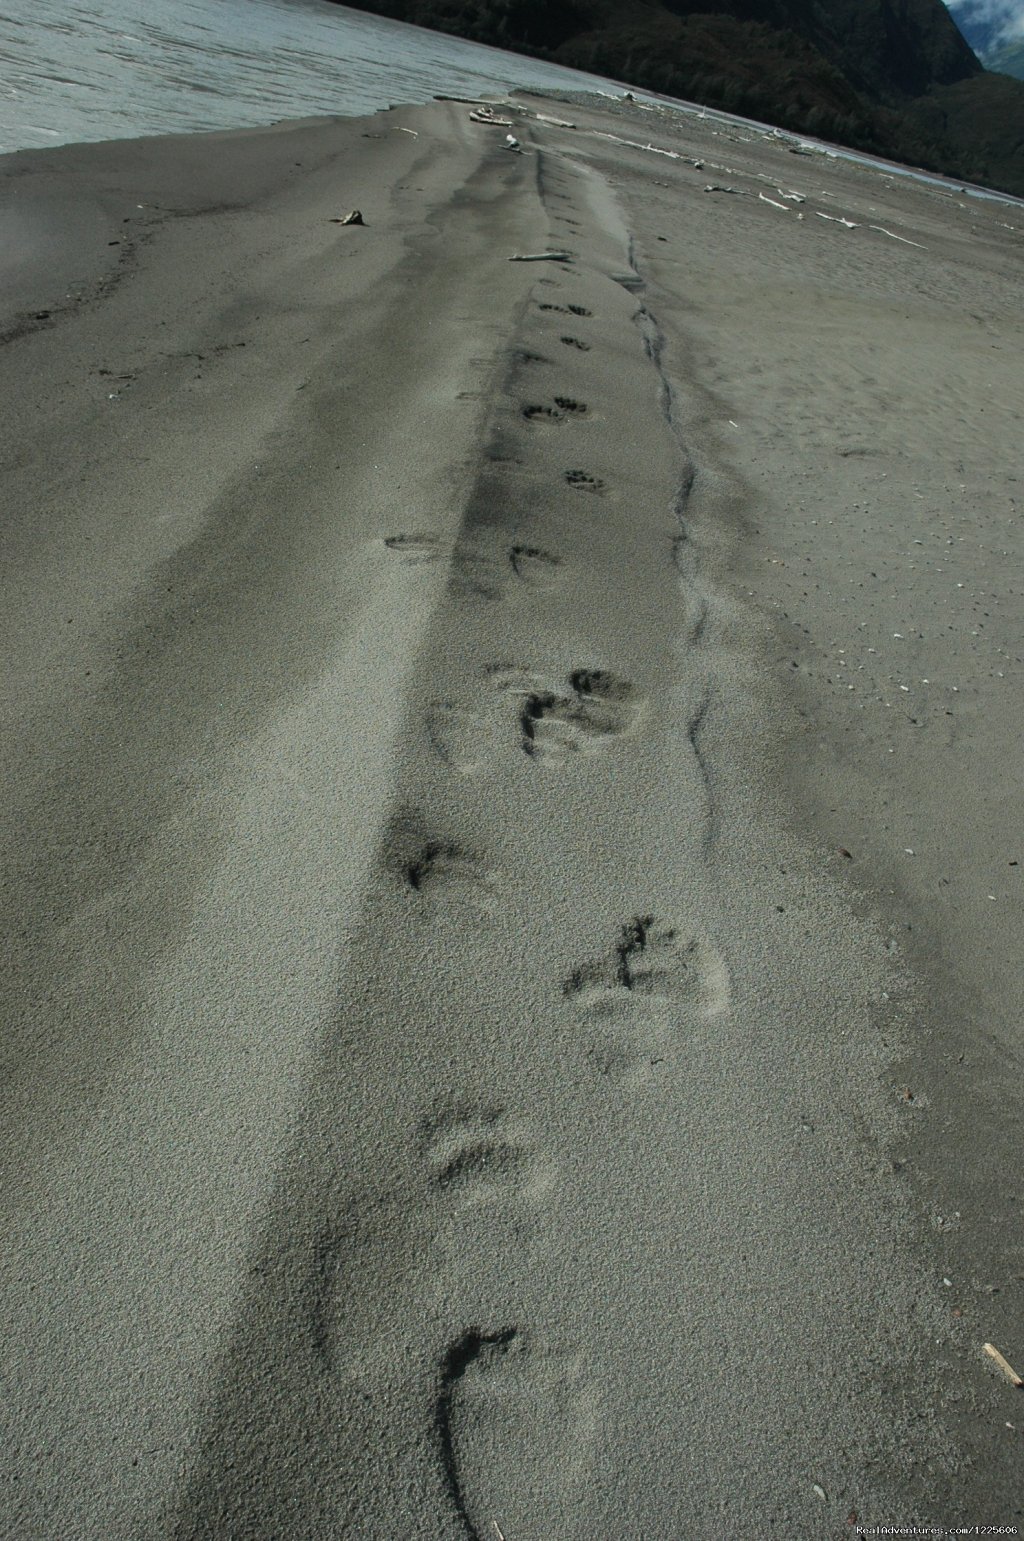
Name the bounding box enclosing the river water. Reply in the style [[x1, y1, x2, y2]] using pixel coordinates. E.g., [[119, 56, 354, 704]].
[[0, 0, 634, 157]]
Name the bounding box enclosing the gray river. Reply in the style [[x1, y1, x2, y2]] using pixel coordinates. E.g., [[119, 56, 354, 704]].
[[0, 0, 631, 156]]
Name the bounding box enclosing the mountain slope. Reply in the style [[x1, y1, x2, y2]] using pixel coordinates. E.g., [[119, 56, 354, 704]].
[[336, 0, 1024, 195]]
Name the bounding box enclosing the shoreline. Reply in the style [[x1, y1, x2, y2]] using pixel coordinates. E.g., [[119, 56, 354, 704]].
[[1, 94, 1021, 1534]]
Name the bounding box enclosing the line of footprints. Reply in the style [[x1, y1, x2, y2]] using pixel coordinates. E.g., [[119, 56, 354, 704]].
[[418, 909, 730, 1535], [394, 807, 732, 1083], [381, 298, 599, 577], [380, 286, 729, 1536]]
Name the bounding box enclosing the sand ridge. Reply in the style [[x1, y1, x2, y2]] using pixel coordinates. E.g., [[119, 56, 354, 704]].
[[0, 94, 1021, 1536]]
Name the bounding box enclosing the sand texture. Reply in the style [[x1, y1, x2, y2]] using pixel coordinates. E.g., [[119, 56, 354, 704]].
[[0, 95, 1022, 1537]]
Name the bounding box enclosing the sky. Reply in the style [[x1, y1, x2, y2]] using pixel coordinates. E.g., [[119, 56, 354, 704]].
[[944, 0, 1024, 50]]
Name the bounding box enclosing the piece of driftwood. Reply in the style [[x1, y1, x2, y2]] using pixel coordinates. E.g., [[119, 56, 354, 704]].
[[869, 225, 926, 248], [508, 252, 574, 262], [984, 1342, 1023, 1387], [469, 110, 514, 127], [329, 210, 364, 225]]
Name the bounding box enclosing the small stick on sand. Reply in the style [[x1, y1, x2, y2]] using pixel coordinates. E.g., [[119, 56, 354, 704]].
[[492, 1523, 507, 1541], [508, 252, 573, 262], [984, 1342, 1024, 1387], [869, 225, 926, 248]]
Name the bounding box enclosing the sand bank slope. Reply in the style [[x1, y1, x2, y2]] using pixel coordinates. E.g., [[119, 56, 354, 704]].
[[1, 97, 1021, 1536]]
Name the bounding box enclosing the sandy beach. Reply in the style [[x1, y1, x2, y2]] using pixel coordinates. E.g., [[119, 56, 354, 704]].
[[1, 94, 1021, 1537]]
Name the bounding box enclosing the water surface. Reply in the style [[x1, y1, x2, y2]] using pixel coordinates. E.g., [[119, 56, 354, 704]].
[[0, 0, 628, 155]]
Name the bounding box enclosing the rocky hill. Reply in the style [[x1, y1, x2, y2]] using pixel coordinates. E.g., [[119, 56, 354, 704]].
[[336, 0, 1024, 196]]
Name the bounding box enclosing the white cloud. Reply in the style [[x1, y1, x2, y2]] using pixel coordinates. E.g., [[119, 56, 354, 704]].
[[946, 0, 1024, 45]]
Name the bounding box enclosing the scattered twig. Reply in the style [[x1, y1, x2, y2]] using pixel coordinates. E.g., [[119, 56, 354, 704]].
[[395, 127, 418, 137], [869, 225, 926, 248], [816, 212, 858, 228], [492, 1523, 507, 1541], [759, 193, 790, 211], [592, 131, 680, 161], [508, 252, 573, 262], [984, 1342, 1023, 1387]]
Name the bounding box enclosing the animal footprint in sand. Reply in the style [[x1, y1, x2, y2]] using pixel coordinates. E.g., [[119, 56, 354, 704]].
[[564, 469, 604, 492], [406, 842, 492, 905], [438, 1328, 596, 1541], [524, 400, 587, 424], [538, 302, 592, 317], [565, 915, 730, 1079], [495, 666, 642, 765], [560, 335, 590, 351], [446, 543, 564, 602], [383, 533, 442, 564], [422, 1101, 551, 1206], [508, 544, 561, 589], [385, 814, 494, 909]]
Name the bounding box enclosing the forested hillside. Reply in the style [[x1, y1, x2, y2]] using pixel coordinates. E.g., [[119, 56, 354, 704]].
[[335, 0, 1024, 195]]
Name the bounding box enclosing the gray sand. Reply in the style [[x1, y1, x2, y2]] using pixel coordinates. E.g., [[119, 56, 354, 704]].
[[0, 96, 1021, 1538]]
